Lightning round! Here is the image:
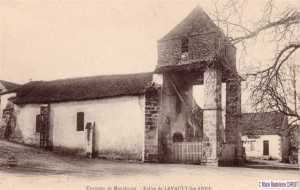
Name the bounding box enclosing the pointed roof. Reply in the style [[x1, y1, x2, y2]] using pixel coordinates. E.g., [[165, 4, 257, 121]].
[[160, 6, 224, 41]]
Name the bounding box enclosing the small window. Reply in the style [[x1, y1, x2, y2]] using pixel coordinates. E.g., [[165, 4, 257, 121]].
[[181, 37, 189, 53], [36, 114, 41, 133], [77, 112, 84, 131]]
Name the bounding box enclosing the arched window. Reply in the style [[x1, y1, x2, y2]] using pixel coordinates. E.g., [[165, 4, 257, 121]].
[[173, 132, 184, 142]]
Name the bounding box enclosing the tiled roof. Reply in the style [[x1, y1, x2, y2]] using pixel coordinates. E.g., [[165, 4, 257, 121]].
[[14, 72, 153, 104]]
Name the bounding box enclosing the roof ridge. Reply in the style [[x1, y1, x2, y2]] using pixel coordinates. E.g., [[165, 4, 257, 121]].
[[29, 72, 153, 84], [14, 72, 153, 104], [242, 111, 282, 114]]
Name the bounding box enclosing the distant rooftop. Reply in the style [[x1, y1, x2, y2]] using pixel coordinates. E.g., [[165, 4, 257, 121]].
[[240, 112, 288, 136], [0, 80, 21, 94]]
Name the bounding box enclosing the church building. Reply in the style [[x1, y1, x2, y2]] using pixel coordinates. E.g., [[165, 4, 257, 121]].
[[1, 7, 243, 166]]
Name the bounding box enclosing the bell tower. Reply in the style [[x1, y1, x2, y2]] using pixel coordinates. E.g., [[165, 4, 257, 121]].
[[144, 6, 243, 166], [156, 6, 234, 68]]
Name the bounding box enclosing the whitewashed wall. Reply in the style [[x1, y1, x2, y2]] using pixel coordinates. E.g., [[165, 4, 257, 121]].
[[50, 95, 145, 160], [242, 135, 281, 160], [15, 104, 41, 145], [14, 95, 145, 160]]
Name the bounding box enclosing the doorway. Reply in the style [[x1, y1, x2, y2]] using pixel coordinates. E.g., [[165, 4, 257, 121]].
[[38, 105, 51, 150], [263, 140, 269, 156]]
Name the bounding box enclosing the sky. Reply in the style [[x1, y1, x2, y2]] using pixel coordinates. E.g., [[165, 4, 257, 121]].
[[0, 0, 202, 83], [0, 0, 299, 112]]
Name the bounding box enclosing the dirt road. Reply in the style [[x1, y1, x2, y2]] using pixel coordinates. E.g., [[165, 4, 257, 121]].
[[0, 140, 299, 190]]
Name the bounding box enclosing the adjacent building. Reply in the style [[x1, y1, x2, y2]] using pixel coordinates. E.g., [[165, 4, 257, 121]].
[[240, 112, 290, 162], [10, 73, 152, 160]]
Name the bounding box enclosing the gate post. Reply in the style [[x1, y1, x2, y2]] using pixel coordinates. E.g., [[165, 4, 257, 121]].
[[225, 79, 243, 165], [202, 64, 222, 166]]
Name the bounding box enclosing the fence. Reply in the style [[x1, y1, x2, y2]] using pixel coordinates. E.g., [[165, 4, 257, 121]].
[[171, 142, 203, 163]]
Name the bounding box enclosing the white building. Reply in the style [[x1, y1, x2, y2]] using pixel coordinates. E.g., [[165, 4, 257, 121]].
[[7, 73, 153, 161], [240, 112, 290, 162], [242, 135, 282, 160]]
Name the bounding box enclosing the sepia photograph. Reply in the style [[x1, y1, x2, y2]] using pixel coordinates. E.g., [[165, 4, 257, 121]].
[[0, 0, 299, 189]]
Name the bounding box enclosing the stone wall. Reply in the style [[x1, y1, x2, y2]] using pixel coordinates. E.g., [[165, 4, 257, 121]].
[[202, 65, 223, 165], [157, 34, 226, 67], [225, 80, 241, 144], [144, 85, 161, 162], [223, 79, 243, 165], [158, 74, 176, 162], [157, 39, 181, 66]]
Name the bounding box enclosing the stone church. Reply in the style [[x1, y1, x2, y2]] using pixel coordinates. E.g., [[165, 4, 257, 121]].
[[1, 6, 243, 166]]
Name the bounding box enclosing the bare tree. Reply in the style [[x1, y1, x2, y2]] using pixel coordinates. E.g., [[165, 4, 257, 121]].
[[210, 0, 300, 126], [208, 0, 300, 164]]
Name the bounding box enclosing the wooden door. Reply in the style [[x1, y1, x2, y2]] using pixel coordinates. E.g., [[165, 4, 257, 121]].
[[39, 106, 50, 150], [263, 140, 269, 156]]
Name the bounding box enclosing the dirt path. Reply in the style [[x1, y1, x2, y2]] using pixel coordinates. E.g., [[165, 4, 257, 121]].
[[0, 140, 299, 190]]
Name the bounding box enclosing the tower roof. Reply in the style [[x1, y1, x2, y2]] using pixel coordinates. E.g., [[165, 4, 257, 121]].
[[160, 6, 224, 41]]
